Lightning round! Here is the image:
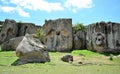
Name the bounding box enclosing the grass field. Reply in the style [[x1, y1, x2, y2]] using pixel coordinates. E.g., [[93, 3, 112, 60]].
[[0, 49, 120, 74]]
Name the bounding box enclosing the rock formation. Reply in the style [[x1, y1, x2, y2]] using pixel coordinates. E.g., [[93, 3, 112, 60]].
[[11, 34, 50, 66], [17, 23, 41, 36], [0, 21, 4, 25], [86, 21, 120, 54], [0, 21, 4, 32], [0, 19, 120, 54], [43, 18, 73, 52], [1, 36, 23, 51], [73, 31, 86, 49], [0, 19, 18, 44], [0, 19, 41, 44]]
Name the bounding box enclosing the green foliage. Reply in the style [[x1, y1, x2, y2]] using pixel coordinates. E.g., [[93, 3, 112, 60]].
[[18, 21, 22, 23], [0, 51, 18, 65], [73, 23, 87, 32], [17, 21, 22, 25], [35, 28, 45, 43]]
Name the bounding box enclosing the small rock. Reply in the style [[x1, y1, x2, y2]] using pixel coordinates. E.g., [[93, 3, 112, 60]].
[[61, 55, 73, 63]]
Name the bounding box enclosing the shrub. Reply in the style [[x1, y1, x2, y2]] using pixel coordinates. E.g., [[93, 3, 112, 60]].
[[73, 23, 87, 33], [34, 28, 45, 43]]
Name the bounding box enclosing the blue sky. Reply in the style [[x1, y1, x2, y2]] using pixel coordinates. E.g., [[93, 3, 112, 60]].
[[0, 0, 120, 26]]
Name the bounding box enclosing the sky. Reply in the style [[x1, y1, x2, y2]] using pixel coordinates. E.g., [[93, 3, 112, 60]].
[[0, 0, 120, 26]]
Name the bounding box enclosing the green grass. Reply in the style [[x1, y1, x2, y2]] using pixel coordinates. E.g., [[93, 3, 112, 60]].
[[0, 51, 18, 66], [71, 50, 102, 57], [0, 50, 120, 74]]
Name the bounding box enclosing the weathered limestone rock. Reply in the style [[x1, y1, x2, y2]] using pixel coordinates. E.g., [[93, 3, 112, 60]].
[[73, 31, 86, 49], [0, 21, 4, 31], [18, 23, 41, 36], [0, 19, 41, 45], [0, 19, 18, 44], [12, 34, 50, 65], [43, 18, 73, 52], [1, 36, 23, 51], [86, 21, 120, 53]]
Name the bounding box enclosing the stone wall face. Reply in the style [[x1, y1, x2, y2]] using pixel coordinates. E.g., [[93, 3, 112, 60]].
[[105, 22, 120, 53], [43, 19, 73, 52], [0, 19, 120, 54], [0, 19, 41, 44], [73, 30, 86, 49], [18, 23, 40, 36], [0, 19, 18, 44], [86, 22, 120, 53]]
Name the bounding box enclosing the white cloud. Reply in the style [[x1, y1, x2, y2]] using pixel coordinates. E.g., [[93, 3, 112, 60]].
[[0, 0, 94, 17], [0, 6, 15, 13], [0, 0, 63, 17], [65, 0, 93, 13], [72, 9, 77, 13], [0, 6, 30, 17], [17, 7, 30, 17], [10, 0, 63, 12]]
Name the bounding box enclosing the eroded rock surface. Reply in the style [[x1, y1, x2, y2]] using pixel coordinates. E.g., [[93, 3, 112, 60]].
[[43, 18, 73, 52], [86, 21, 120, 53], [18, 23, 41, 36], [0, 19, 41, 45], [11, 34, 50, 66], [0, 19, 18, 44], [73, 31, 86, 49], [1, 36, 23, 51]]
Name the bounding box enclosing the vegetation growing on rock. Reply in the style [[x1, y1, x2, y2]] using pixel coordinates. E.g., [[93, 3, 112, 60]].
[[34, 28, 45, 43], [73, 23, 87, 33]]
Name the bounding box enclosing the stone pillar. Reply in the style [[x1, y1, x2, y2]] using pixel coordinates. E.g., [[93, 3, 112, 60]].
[[43, 18, 73, 52]]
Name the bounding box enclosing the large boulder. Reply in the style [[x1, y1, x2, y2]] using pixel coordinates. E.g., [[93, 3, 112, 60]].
[[43, 18, 73, 52], [1, 36, 23, 51], [73, 31, 86, 49], [11, 34, 50, 65], [86, 21, 120, 54], [0, 19, 18, 44]]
